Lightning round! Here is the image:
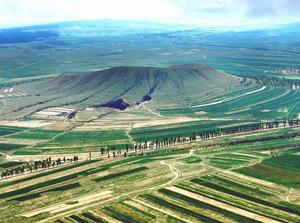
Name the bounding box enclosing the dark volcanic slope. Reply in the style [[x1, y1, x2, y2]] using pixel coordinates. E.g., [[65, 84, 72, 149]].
[[45, 64, 238, 93], [37, 64, 241, 104], [8, 64, 244, 118]]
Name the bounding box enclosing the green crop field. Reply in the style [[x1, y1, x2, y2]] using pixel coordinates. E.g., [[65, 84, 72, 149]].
[[1, 127, 299, 223], [0, 143, 26, 151], [235, 154, 300, 188], [158, 188, 260, 223], [10, 129, 61, 140], [0, 161, 26, 169], [131, 120, 252, 141], [0, 126, 26, 136], [0, 159, 100, 188]]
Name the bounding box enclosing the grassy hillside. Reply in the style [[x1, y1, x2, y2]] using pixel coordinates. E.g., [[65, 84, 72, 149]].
[[0, 64, 248, 120]]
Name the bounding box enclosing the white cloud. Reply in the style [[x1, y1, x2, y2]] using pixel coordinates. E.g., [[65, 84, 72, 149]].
[[0, 0, 299, 28], [0, 0, 180, 27]]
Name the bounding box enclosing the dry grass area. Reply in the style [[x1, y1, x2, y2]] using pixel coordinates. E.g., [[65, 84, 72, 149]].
[[32, 107, 76, 120], [73, 106, 204, 131], [41, 121, 74, 131], [0, 87, 27, 98], [132, 116, 202, 129], [73, 109, 153, 131], [0, 120, 54, 128], [21, 190, 112, 217], [0, 137, 45, 145], [195, 111, 207, 115]]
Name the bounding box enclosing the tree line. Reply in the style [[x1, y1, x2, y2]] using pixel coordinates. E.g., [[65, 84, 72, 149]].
[[1, 156, 79, 179], [2, 119, 299, 179], [101, 119, 300, 158], [240, 75, 300, 90]]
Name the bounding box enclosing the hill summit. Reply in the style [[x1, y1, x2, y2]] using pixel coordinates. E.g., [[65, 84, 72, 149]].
[[11, 64, 243, 118], [32, 64, 240, 108]]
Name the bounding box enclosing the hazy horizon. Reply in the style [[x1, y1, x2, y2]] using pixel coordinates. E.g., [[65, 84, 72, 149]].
[[1, 0, 300, 29]]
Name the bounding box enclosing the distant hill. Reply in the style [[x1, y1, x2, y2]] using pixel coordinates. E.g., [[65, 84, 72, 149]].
[[0, 64, 253, 120], [16, 64, 242, 111], [0, 19, 189, 43]]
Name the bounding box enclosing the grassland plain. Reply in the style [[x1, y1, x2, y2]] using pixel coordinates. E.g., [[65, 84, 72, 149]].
[[1, 25, 300, 81], [0, 126, 299, 223], [0, 127, 130, 155]]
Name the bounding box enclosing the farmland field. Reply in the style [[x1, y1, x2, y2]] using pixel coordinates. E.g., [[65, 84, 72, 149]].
[[235, 153, 300, 188], [1, 125, 300, 223]]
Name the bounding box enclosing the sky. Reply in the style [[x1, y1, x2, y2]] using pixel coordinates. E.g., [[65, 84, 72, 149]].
[[0, 0, 300, 28]]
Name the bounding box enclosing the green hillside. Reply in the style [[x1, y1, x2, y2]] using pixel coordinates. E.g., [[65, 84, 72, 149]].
[[1, 64, 249, 119]]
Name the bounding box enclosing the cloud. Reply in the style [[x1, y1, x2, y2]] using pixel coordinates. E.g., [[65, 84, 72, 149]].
[[244, 0, 300, 18], [169, 0, 300, 26], [0, 0, 299, 28]]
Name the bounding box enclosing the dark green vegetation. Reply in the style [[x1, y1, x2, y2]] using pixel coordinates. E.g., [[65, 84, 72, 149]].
[[11, 129, 60, 140], [176, 183, 299, 223], [69, 214, 90, 223], [235, 153, 300, 188], [141, 194, 222, 223], [39, 130, 129, 148], [201, 175, 271, 197], [131, 120, 253, 141], [81, 212, 105, 223], [191, 178, 300, 216], [13, 182, 81, 201], [94, 166, 148, 182], [0, 126, 26, 136], [0, 161, 26, 169], [158, 188, 260, 223], [103, 206, 144, 223], [0, 143, 26, 151], [7, 129, 129, 154], [178, 156, 201, 164], [0, 161, 106, 200], [0, 159, 100, 188], [10, 129, 127, 150]]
